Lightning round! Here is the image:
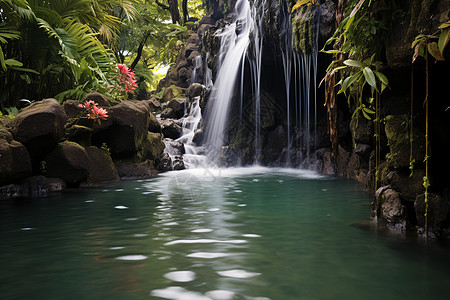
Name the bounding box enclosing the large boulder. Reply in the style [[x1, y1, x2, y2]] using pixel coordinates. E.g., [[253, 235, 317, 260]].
[[45, 141, 89, 186], [85, 146, 119, 184], [374, 187, 407, 229], [0, 129, 32, 185], [12, 98, 67, 159], [94, 100, 150, 158]]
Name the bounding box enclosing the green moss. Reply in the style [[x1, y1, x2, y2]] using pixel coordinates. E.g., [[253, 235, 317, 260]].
[[291, 5, 318, 54]]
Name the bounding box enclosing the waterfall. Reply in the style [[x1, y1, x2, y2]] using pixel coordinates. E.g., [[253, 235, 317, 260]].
[[186, 0, 321, 168], [190, 55, 202, 84], [203, 0, 265, 162]]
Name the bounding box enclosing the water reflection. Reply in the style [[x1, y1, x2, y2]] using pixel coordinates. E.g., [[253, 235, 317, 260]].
[[1, 167, 450, 300]]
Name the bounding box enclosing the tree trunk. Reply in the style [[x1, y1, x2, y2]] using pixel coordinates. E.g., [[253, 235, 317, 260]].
[[168, 0, 180, 24], [182, 0, 189, 24], [129, 32, 150, 71]]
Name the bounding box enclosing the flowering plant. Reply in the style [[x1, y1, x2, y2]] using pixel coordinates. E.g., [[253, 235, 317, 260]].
[[78, 100, 108, 124], [117, 63, 137, 97]]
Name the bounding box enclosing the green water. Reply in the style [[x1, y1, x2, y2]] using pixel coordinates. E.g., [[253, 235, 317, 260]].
[[1, 167, 449, 300]]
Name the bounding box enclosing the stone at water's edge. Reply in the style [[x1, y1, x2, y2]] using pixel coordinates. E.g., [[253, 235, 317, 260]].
[[85, 146, 119, 184], [374, 186, 407, 229], [0, 129, 32, 186], [45, 141, 89, 186], [12, 98, 67, 159], [415, 193, 450, 230]]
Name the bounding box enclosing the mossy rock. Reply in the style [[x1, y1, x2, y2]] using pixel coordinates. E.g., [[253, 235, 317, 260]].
[[384, 114, 425, 169]]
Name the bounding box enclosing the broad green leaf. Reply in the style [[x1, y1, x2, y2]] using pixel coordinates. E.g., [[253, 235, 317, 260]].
[[343, 59, 364, 68], [374, 71, 388, 85], [363, 67, 377, 89], [363, 107, 375, 114], [342, 73, 360, 93], [5, 59, 23, 67], [438, 28, 450, 55], [427, 42, 445, 61], [362, 109, 371, 120], [438, 22, 450, 29], [8, 66, 40, 75]]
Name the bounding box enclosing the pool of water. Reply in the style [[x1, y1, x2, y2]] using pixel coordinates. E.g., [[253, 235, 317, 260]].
[[1, 167, 449, 300]]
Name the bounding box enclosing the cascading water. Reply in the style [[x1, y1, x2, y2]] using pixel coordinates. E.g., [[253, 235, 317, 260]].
[[203, 0, 266, 162], [173, 0, 320, 169]]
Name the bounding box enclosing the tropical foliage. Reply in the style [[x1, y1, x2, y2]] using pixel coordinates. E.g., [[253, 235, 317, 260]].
[[0, 0, 206, 110]]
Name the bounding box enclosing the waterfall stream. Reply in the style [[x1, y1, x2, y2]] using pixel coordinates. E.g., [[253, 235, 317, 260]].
[[172, 0, 320, 169]]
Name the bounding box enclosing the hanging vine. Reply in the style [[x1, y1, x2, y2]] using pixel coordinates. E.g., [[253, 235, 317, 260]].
[[411, 20, 449, 238]]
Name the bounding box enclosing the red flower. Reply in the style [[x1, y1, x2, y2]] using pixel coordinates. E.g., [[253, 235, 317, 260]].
[[117, 63, 137, 93], [78, 100, 108, 121]]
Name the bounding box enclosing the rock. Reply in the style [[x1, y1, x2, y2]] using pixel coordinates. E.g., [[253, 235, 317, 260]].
[[350, 116, 373, 145], [198, 23, 213, 36], [192, 129, 204, 145], [263, 125, 287, 162], [386, 169, 425, 202], [384, 114, 425, 169], [187, 33, 201, 45], [0, 129, 32, 185], [216, 146, 239, 167], [415, 193, 450, 229], [144, 98, 162, 112], [160, 107, 177, 119], [145, 132, 165, 161], [199, 16, 216, 26], [95, 100, 151, 158], [184, 43, 200, 58], [0, 183, 22, 200], [164, 139, 185, 156], [168, 98, 187, 118], [83, 92, 111, 107], [115, 160, 156, 179], [47, 178, 66, 192], [162, 86, 183, 103], [173, 156, 185, 170], [186, 83, 205, 99], [85, 146, 119, 184], [20, 175, 49, 198], [376, 188, 407, 228], [385, 0, 450, 68], [157, 152, 172, 172], [178, 67, 190, 82], [148, 112, 162, 133], [322, 149, 336, 175], [336, 145, 350, 177], [45, 141, 89, 186], [63, 100, 84, 119], [161, 119, 182, 139], [65, 125, 93, 148], [12, 98, 67, 159], [318, 0, 336, 48]]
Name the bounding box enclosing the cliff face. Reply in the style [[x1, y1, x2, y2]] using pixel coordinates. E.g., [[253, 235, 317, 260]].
[[307, 0, 450, 237]]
